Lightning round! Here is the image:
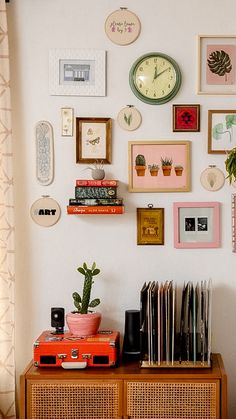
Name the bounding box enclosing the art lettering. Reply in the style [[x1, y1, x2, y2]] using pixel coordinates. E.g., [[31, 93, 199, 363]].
[[33, 208, 57, 216]]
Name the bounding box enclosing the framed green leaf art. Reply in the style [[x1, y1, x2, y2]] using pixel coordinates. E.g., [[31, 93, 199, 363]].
[[197, 35, 236, 95], [208, 110, 236, 154]]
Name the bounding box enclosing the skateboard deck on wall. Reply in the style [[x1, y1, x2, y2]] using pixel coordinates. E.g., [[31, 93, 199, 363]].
[[35, 120, 54, 185]]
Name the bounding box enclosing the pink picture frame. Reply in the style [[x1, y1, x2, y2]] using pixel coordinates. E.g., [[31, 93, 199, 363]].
[[173, 202, 220, 248]]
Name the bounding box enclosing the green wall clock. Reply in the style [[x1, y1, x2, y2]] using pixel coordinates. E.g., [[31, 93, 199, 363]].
[[129, 52, 182, 105]]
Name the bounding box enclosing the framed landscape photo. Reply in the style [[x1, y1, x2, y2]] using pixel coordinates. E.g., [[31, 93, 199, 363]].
[[128, 140, 191, 192], [49, 49, 106, 96], [76, 117, 112, 164], [173, 202, 220, 248], [137, 207, 164, 245], [173, 104, 200, 132], [208, 109, 236, 153], [197, 35, 236, 95]]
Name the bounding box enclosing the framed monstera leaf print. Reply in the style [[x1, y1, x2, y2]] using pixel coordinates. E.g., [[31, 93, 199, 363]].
[[197, 35, 236, 95]]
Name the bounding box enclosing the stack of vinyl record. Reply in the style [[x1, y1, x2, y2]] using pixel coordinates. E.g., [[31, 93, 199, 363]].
[[67, 179, 124, 214], [140, 279, 212, 368]]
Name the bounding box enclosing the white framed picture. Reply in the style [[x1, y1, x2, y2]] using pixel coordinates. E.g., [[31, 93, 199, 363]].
[[49, 49, 106, 96]]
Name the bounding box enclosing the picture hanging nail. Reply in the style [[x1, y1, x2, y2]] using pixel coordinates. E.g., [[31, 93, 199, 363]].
[[61, 107, 74, 136], [35, 120, 54, 185], [200, 165, 225, 191], [117, 105, 142, 131], [30, 196, 61, 227]]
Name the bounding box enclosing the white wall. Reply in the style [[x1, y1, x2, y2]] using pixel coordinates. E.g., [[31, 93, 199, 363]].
[[8, 0, 236, 417]]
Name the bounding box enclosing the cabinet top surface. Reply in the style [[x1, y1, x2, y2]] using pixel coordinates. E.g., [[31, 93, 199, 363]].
[[22, 353, 226, 380]]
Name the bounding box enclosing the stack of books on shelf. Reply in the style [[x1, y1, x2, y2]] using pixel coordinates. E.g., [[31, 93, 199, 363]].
[[67, 179, 124, 214]]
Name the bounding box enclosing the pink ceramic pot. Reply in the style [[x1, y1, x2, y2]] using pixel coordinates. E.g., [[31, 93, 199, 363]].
[[66, 312, 101, 337]]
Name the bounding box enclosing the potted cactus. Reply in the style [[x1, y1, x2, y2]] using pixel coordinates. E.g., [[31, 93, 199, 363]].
[[161, 157, 173, 176], [66, 262, 102, 336], [135, 154, 146, 176], [148, 164, 159, 176], [174, 165, 184, 176]]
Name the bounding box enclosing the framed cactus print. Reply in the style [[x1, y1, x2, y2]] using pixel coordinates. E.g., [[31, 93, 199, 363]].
[[128, 140, 191, 192], [197, 35, 236, 95], [208, 110, 236, 153]]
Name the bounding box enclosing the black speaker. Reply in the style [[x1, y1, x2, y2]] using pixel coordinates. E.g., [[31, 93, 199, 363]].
[[51, 307, 65, 334], [122, 309, 140, 362]]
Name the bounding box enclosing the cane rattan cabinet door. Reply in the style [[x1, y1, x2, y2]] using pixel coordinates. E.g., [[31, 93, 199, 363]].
[[27, 379, 123, 419], [125, 379, 220, 419]]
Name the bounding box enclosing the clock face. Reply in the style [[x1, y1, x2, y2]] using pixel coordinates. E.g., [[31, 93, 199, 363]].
[[129, 53, 181, 104]]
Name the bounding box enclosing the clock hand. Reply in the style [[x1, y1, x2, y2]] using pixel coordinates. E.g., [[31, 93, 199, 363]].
[[153, 67, 171, 80], [152, 65, 158, 82]]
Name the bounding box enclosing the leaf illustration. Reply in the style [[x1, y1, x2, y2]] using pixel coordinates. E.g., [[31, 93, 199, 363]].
[[226, 114, 236, 129], [124, 112, 132, 126], [213, 123, 224, 140], [207, 50, 232, 81], [213, 123, 232, 142], [207, 172, 217, 188]]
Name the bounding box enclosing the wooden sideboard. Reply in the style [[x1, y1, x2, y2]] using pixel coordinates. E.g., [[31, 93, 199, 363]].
[[20, 353, 227, 419]]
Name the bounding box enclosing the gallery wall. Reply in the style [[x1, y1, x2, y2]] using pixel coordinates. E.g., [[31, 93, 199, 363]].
[[8, 0, 236, 417]]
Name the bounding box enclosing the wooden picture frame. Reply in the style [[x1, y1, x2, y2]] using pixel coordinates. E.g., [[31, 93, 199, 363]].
[[173, 202, 220, 248], [49, 49, 106, 96], [173, 104, 200, 132], [208, 109, 236, 153], [137, 207, 164, 245], [76, 117, 112, 164], [197, 35, 236, 95], [128, 140, 191, 192]]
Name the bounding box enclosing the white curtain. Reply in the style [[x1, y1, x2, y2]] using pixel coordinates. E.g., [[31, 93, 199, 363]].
[[0, 0, 16, 418]]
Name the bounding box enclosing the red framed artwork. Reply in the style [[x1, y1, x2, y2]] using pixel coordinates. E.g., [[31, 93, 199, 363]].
[[173, 104, 200, 132]]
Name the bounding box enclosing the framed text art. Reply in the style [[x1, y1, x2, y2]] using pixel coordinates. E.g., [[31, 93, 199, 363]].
[[197, 35, 236, 95], [137, 206, 164, 245], [105, 8, 141, 46], [128, 140, 191, 192], [173, 104, 200, 132], [49, 49, 106, 96], [208, 109, 236, 153], [76, 117, 112, 164], [173, 202, 220, 249]]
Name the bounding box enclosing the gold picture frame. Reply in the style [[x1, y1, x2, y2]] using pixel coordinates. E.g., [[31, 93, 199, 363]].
[[76, 117, 112, 164], [137, 206, 164, 245]]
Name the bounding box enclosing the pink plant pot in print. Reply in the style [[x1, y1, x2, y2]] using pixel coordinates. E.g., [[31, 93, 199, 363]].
[[66, 312, 101, 337]]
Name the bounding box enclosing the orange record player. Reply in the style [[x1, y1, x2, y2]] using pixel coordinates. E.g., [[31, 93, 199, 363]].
[[33, 330, 120, 368]]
